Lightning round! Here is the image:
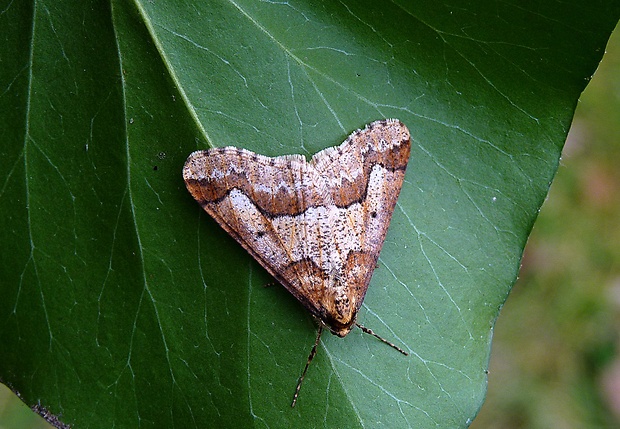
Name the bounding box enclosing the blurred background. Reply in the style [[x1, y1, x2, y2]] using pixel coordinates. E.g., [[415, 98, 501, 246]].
[[1, 23, 618, 429]]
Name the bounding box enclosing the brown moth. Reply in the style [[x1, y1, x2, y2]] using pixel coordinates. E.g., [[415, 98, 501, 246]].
[[183, 119, 411, 406]]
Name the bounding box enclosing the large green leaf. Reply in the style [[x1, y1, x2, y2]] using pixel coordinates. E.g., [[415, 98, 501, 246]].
[[1, 0, 618, 427]]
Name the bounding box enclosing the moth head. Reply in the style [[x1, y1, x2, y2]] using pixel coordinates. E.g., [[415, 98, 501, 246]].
[[322, 282, 357, 337]]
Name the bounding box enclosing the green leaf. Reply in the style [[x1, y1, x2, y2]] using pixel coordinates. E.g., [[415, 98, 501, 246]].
[[1, 0, 618, 427]]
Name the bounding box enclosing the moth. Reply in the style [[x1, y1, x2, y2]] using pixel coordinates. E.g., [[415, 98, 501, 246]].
[[183, 119, 411, 406]]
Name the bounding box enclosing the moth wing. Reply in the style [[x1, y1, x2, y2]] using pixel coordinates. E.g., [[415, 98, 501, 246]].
[[309, 119, 411, 319], [183, 148, 331, 323]]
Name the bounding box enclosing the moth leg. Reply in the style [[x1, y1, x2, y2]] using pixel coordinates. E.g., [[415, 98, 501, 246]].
[[291, 326, 323, 407]]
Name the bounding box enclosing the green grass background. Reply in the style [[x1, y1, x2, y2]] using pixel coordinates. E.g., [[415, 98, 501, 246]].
[[1, 18, 618, 429]]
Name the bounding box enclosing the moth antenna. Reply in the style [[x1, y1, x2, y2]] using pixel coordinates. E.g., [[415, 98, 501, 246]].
[[355, 323, 408, 356], [291, 326, 323, 407]]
